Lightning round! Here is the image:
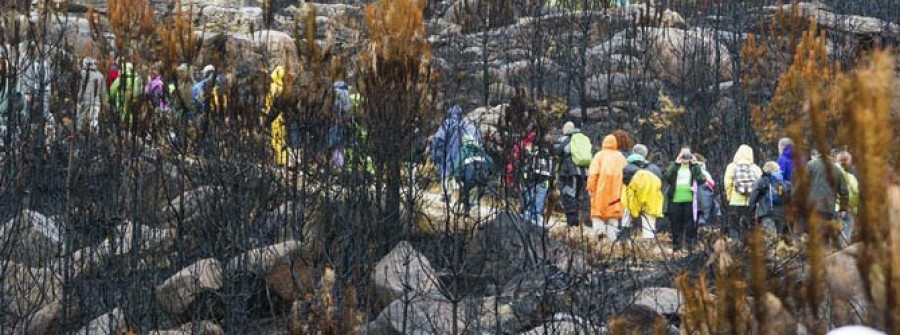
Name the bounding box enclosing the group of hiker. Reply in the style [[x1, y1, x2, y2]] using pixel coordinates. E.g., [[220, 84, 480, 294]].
[[2, 56, 366, 168], [431, 106, 861, 251]]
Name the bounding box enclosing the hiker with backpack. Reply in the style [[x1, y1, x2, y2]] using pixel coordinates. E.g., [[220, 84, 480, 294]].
[[806, 149, 850, 238], [663, 146, 708, 251], [330, 81, 353, 168], [621, 153, 664, 239], [777, 137, 795, 182], [455, 134, 495, 213], [554, 121, 591, 227], [724, 144, 763, 237], [836, 151, 859, 244], [587, 134, 627, 238], [749, 161, 790, 236], [693, 154, 721, 229], [432, 105, 482, 203], [519, 133, 554, 225], [76, 58, 105, 132], [627, 144, 663, 179]]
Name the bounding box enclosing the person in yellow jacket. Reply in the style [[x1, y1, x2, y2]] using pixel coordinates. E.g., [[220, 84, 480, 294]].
[[587, 135, 627, 239], [621, 154, 664, 239], [265, 66, 287, 165], [724, 144, 762, 236]]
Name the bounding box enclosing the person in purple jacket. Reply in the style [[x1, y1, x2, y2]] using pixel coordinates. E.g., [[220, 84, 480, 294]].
[[777, 137, 794, 182]]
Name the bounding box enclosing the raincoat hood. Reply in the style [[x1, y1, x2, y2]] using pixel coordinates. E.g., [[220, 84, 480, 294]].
[[522, 131, 537, 144], [601, 135, 618, 150], [733, 144, 754, 164], [782, 145, 794, 158], [121, 62, 134, 77], [271, 66, 285, 83], [82, 58, 97, 70]]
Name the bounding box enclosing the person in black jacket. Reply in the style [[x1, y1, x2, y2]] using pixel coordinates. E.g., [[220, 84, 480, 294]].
[[749, 161, 789, 237], [554, 121, 589, 226]]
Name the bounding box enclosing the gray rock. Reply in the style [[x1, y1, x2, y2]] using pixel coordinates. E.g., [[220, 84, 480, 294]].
[[225, 240, 304, 275], [160, 186, 217, 225], [379, 295, 522, 334], [827, 326, 886, 335], [148, 320, 224, 335], [155, 258, 224, 317], [764, 3, 900, 38], [824, 243, 868, 326], [584, 73, 631, 104], [1, 262, 63, 321], [373, 241, 442, 305], [588, 28, 733, 85], [468, 211, 588, 284], [76, 308, 127, 335], [0, 210, 61, 266], [12, 299, 81, 335], [633, 287, 682, 315]]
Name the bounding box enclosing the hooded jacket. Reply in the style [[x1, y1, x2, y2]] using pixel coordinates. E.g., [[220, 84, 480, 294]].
[[554, 127, 588, 177], [587, 136, 627, 219], [777, 145, 794, 182], [77, 58, 105, 108], [621, 155, 664, 218], [432, 105, 481, 179], [505, 131, 536, 185], [724, 145, 763, 206], [145, 74, 168, 110], [808, 156, 849, 215], [266, 66, 287, 165], [109, 62, 144, 123], [623, 154, 663, 185]]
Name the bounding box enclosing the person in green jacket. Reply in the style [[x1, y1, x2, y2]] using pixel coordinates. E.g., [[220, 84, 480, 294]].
[[109, 62, 144, 125], [836, 151, 859, 245]]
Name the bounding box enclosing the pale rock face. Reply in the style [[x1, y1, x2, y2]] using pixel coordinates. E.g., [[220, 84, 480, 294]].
[[155, 258, 224, 317], [633, 287, 683, 315], [372, 241, 442, 304]]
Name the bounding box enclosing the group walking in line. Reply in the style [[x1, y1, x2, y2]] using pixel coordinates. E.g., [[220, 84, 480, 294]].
[[430, 105, 860, 251]]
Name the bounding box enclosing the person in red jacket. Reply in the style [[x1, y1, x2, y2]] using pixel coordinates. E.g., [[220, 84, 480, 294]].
[[107, 63, 119, 88]]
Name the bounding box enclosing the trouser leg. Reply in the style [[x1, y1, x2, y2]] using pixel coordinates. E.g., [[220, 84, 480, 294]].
[[642, 214, 657, 239]]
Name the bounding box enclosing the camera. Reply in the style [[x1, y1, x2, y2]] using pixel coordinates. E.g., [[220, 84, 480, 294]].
[[680, 152, 693, 161]]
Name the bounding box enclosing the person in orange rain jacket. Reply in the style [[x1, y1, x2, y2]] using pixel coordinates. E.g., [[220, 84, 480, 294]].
[[587, 135, 627, 239]]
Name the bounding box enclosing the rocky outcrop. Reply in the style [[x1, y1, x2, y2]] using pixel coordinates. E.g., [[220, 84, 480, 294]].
[[467, 211, 588, 283], [225, 240, 304, 275], [76, 308, 128, 335], [155, 258, 224, 317], [824, 243, 868, 326], [633, 287, 683, 315], [0, 210, 62, 266], [588, 27, 733, 85], [148, 320, 224, 335], [12, 299, 81, 335], [764, 3, 900, 38], [160, 186, 218, 224], [2, 262, 62, 320], [373, 241, 442, 305]]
